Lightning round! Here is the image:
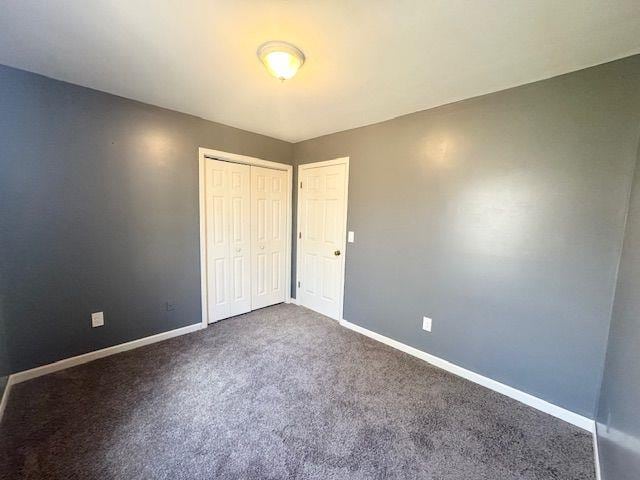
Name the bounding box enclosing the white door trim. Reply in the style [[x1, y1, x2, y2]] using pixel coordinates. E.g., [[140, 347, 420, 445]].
[[296, 157, 350, 321], [199, 148, 293, 328]]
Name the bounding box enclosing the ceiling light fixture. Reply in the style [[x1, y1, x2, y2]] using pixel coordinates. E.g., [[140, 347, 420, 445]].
[[257, 41, 305, 81]]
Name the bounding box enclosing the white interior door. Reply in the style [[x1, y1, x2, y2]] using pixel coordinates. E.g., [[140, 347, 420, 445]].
[[297, 161, 348, 320], [205, 159, 251, 322], [251, 166, 288, 310]]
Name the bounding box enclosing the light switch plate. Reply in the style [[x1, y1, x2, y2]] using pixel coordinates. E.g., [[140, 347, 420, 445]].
[[422, 316, 432, 332], [348, 231, 355, 243], [91, 311, 104, 328]]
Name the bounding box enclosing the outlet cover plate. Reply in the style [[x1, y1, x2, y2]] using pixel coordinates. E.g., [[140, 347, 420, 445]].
[[422, 316, 432, 332], [92, 311, 104, 328]]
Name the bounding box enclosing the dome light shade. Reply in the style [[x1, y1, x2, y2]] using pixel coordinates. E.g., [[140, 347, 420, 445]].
[[257, 41, 305, 81]]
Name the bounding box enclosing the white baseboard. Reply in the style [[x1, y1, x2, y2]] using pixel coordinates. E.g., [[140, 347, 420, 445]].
[[0, 376, 16, 425], [12, 323, 203, 384], [0, 322, 203, 424], [287, 297, 299, 305], [339, 318, 595, 432], [593, 428, 602, 480]]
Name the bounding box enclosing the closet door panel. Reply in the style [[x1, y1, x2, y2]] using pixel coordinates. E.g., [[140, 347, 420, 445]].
[[251, 166, 287, 310], [206, 159, 250, 322], [206, 160, 230, 322], [227, 162, 251, 317]]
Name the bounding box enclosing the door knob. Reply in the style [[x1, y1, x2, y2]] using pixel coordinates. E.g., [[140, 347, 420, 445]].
[[260, 245, 265, 250], [334, 250, 341, 256]]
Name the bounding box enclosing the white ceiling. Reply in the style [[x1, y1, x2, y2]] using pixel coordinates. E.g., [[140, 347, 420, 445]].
[[1, 1, 639, 142]]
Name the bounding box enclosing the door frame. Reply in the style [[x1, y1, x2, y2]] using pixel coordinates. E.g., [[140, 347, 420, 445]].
[[295, 157, 350, 321], [199, 147, 293, 328]]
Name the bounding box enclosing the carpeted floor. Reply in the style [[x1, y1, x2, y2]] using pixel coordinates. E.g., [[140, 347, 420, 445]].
[[0, 304, 595, 479]]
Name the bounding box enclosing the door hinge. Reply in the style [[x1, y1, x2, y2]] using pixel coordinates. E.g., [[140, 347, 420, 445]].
[[298, 232, 302, 239], [300, 181, 302, 189], [297, 281, 301, 288]]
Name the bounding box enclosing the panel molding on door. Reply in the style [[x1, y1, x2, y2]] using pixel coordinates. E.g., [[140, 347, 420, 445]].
[[205, 159, 251, 322], [296, 158, 349, 321], [251, 166, 288, 310]]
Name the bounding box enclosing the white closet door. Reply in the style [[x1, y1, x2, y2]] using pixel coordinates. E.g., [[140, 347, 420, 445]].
[[206, 159, 251, 322], [251, 166, 287, 310]]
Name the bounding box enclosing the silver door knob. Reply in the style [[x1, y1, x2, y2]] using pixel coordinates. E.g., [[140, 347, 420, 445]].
[[334, 250, 341, 256], [260, 245, 265, 250]]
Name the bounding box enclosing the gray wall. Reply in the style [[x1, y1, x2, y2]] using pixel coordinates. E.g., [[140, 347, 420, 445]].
[[596, 141, 640, 479], [0, 64, 293, 373], [0, 306, 8, 400], [0, 264, 8, 393], [293, 55, 640, 417]]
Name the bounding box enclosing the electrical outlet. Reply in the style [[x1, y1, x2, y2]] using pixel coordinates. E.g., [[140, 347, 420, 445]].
[[91, 311, 104, 328], [166, 301, 176, 312], [422, 316, 432, 332]]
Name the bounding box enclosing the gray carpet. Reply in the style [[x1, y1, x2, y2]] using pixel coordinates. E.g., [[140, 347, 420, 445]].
[[0, 304, 595, 479]]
